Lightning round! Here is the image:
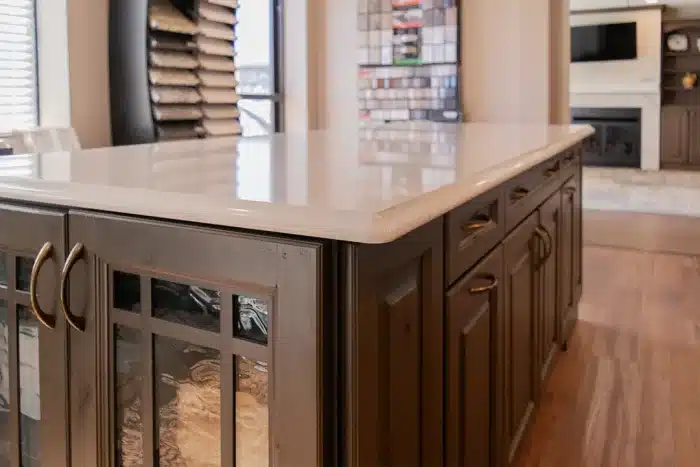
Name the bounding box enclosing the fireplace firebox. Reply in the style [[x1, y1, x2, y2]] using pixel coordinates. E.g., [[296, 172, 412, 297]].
[[571, 107, 641, 168]]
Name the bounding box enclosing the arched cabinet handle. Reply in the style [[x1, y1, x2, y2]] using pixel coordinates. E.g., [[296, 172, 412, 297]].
[[543, 227, 553, 260], [468, 274, 499, 294], [30, 242, 56, 329], [61, 243, 86, 332], [534, 227, 551, 267]]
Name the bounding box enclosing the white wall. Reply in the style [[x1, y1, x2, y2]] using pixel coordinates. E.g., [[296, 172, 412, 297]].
[[320, 0, 568, 126], [36, 0, 111, 149], [664, 0, 700, 17], [570, 8, 662, 91]]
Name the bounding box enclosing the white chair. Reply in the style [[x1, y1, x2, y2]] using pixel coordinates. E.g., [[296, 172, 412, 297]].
[[3, 127, 81, 154]]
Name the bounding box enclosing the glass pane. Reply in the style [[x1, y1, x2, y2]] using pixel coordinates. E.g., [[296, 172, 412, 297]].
[[238, 99, 274, 136], [0, 299, 9, 465], [236, 357, 269, 467], [155, 336, 221, 466], [0, 252, 7, 287], [16, 256, 33, 292], [235, 0, 274, 95], [115, 326, 144, 467], [235, 296, 268, 345], [113, 271, 142, 313], [152, 279, 220, 333], [18, 304, 40, 466]]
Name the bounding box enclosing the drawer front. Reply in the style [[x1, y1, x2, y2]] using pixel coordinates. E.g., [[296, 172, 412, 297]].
[[505, 153, 571, 231], [558, 149, 579, 180], [446, 187, 505, 286]]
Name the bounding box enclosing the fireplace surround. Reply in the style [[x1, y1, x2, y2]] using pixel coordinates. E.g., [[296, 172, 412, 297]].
[[571, 107, 641, 168]]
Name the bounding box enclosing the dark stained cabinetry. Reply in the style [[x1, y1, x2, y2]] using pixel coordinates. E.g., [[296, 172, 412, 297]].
[[0, 142, 585, 467], [560, 173, 583, 347], [661, 106, 696, 168], [536, 192, 561, 391], [442, 147, 583, 467], [445, 246, 503, 467], [343, 219, 444, 467], [0, 205, 70, 467], [501, 212, 539, 466]]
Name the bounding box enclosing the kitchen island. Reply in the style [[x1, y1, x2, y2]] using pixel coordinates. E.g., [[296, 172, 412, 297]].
[[0, 122, 593, 467]]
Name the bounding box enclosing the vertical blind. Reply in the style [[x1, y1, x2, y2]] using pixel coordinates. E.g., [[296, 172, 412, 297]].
[[0, 0, 37, 133]]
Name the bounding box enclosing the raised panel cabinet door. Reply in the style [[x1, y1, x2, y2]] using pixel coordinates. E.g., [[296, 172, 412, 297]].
[[344, 219, 443, 467], [65, 211, 326, 467], [573, 163, 583, 310], [559, 178, 576, 347], [688, 110, 700, 167], [502, 212, 539, 466], [0, 204, 70, 467], [661, 106, 690, 166], [446, 246, 503, 467], [537, 192, 561, 392]]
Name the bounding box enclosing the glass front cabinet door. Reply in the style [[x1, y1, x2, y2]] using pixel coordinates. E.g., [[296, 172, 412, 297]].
[[0, 204, 71, 467], [65, 211, 325, 467]]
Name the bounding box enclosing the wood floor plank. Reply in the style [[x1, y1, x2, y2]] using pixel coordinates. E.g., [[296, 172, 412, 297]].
[[515, 242, 700, 467]]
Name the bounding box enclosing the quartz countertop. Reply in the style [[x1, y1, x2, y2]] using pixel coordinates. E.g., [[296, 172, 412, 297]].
[[0, 122, 594, 243]]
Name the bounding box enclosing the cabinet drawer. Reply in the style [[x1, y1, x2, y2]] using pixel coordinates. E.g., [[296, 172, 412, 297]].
[[445, 187, 504, 286], [505, 155, 568, 232], [558, 149, 579, 180]]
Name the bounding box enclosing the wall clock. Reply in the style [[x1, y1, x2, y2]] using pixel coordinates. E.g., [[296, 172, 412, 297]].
[[667, 33, 689, 52]]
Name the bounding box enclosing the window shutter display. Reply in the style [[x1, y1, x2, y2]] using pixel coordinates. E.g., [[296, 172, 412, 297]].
[[0, 0, 38, 133], [110, 0, 242, 143]]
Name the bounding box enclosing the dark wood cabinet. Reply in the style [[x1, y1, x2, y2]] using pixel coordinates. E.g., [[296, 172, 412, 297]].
[[0, 204, 71, 467], [65, 211, 325, 467], [501, 212, 539, 466], [536, 193, 561, 392], [445, 246, 503, 467], [661, 105, 700, 169], [0, 142, 586, 467], [688, 109, 700, 166], [343, 219, 443, 467], [559, 174, 582, 348]]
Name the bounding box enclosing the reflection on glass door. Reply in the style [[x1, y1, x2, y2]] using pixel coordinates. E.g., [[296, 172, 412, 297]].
[[0, 252, 52, 467], [111, 270, 271, 466]]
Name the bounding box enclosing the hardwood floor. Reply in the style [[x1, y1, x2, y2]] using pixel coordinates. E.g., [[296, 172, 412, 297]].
[[515, 213, 700, 467]]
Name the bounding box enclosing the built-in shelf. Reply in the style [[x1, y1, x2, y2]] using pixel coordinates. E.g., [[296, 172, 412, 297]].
[[665, 51, 700, 57]]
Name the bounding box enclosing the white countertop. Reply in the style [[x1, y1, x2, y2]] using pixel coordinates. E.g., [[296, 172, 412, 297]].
[[0, 122, 593, 243]]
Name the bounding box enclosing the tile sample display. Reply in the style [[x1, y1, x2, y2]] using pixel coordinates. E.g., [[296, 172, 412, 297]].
[[357, 0, 461, 123]]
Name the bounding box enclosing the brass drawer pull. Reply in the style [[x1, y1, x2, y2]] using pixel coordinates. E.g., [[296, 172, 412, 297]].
[[61, 242, 86, 332], [461, 214, 493, 235], [30, 242, 57, 329], [541, 226, 553, 260], [510, 187, 530, 201], [534, 227, 552, 268], [468, 274, 499, 294], [545, 163, 560, 177]]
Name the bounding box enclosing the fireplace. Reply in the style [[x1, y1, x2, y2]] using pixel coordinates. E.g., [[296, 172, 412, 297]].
[[571, 107, 641, 168]]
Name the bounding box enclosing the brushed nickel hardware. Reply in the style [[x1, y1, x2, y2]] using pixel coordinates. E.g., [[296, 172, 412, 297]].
[[30, 241, 56, 329], [61, 242, 86, 332]]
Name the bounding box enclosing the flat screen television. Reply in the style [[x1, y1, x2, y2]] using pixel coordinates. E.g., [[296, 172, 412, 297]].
[[571, 22, 637, 63]]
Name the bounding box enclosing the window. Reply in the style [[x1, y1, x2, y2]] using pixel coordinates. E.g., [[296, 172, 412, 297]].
[[0, 0, 38, 133], [235, 0, 282, 136]]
